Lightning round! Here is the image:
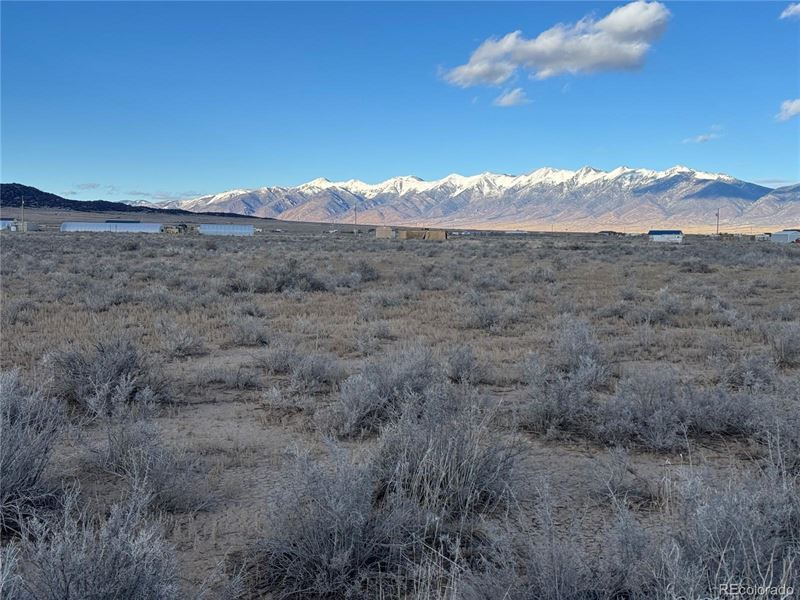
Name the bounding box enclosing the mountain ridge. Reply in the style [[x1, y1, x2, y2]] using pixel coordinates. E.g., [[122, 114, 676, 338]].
[[0, 183, 271, 220], [151, 166, 799, 233]]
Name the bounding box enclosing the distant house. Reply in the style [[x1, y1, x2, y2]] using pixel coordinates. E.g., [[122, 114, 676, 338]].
[[376, 227, 447, 240], [375, 226, 396, 239], [0, 218, 15, 231], [598, 230, 625, 237], [648, 229, 683, 243], [397, 228, 448, 241], [770, 229, 800, 244], [161, 223, 196, 234]]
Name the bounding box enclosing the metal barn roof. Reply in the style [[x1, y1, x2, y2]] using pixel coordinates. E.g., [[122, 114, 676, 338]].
[[60, 222, 162, 233], [648, 230, 683, 235], [197, 223, 254, 236]]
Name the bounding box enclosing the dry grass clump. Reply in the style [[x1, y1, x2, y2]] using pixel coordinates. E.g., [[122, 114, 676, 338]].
[[457, 289, 518, 332], [444, 344, 483, 385], [227, 315, 269, 347], [289, 352, 346, 392], [319, 343, 439, 438], [548, 317, 605, 373], [46, 338, 169, 415], [519, 320, 610, 437], [254, 337, 301, 375], [523, 360, 760, 451], [373, 391, 519, 527], [252, 258, 329, 293], [653, 468, 800, 597], [719, 353, 777, 391], [104, 419, 214, 513], [597, 372, 757, 451], [0, 371, 61, 536], [160, 323, 208, 358], [440, 467, 800, 599], [240, 395, 520, 600], [239, 448, 421, 599], [769, 323, 800, 368], [520, 353, 601, 437], [87, 377, 214, 514], [5, 490, 182, 600]]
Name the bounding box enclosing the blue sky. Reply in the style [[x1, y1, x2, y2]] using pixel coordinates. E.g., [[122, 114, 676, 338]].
[[1, 1, 798, 202]]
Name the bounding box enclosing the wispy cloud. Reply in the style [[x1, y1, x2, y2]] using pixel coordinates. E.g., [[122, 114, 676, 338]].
[[776, 98, 800, 121], [125, 190, 204, 202], [493, 88, 530, 107], [780, 3, 800, 18], [756, 178, 797, 187], [74, 182, 120, 194], [444, 0, 670, 87], [682, 125, 723, 144]]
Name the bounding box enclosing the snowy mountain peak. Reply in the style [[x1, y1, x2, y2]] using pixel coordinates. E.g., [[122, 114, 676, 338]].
[[572, 166, 606, 185], [659, 165, 735, 182], [167, 164, 794, 233], [299, 177, 334, 190], [523, 167, 576, 185], [663, 165, 694, 176]]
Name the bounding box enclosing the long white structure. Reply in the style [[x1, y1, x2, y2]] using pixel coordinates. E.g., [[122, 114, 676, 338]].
[[58, 221, 256, 236], [197, 223, 254, 236], [648, 229, 684, 243], [770, 229, 800, 243], [60, 222, 163, 233]]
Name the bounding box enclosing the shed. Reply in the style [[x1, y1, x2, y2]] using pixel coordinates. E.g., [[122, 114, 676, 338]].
[[198, 223, 254, 236], [0, 218, 15, 231], [161, 223, 198, 234], [770, 229, 800, 244], [375, 226, 396, 239], [648, 229, 683, 243], [397, 229, 447, 241]]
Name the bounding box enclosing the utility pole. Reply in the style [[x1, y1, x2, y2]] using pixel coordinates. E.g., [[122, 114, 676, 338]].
[[715, 208, 720, 235], [20, 195, 25, 232], [353, 204, 358, 234]]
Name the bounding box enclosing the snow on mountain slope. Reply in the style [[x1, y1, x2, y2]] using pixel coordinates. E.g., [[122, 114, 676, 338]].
[[161, 166, 798, 232]]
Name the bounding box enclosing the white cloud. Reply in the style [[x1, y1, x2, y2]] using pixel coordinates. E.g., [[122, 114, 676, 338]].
[[682, 133, 720, 144], [682, 124, 723, 144], [780, 3, 800, 18], [776, 98, 800, 121], [445, 0, 670, 87], [493, 88, 530, 107]]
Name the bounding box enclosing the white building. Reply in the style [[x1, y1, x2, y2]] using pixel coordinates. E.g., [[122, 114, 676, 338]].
[[197, 223, 254, 236], [60, 222, 163, 233], [770, 229, 800, 244], [648, 229, 684, 243]]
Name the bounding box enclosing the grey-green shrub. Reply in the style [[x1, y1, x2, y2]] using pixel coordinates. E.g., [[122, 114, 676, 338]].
[[47, 338, 169, 415], [0, 371, 61, 535], [9, 490, 181, 600]]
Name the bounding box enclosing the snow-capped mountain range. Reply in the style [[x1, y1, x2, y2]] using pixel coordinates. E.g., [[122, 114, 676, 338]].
[[144, 165, 799, 232]]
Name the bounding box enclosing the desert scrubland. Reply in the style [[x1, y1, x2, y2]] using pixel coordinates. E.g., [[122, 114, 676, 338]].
[[1, 230, 799, 599]]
